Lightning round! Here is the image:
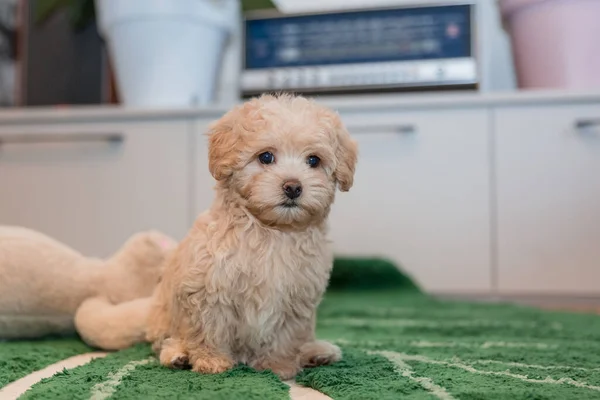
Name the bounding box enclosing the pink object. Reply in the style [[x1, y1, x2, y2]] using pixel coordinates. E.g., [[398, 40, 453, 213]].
[[499, 0, 600, 89]]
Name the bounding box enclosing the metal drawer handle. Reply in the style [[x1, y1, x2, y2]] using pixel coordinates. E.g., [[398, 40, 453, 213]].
[[347, 124, 416, 135], [0, 132, 124, 146], [575, 119, 600, 130]]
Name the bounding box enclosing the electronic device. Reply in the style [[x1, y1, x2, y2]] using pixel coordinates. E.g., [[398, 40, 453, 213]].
[[241, 1, 515, 96]]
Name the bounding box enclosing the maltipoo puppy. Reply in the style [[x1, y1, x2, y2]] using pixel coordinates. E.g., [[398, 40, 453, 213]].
[[146, 94, 358, 379]]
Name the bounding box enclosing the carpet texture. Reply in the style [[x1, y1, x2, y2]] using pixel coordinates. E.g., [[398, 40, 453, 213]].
[[2, 258, 600, 399]]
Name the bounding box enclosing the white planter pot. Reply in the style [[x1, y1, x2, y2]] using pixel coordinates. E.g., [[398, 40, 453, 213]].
[[95, 0, 234, 108]]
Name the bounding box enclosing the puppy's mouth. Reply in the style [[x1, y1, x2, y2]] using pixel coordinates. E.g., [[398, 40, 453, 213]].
[[280, 201, 300, 209]]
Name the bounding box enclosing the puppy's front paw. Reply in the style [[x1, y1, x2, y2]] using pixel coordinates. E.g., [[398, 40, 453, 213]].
[[192, 356, 234, 374], [159, 339, 190, 369], [170, 354, 190, 370], [299, 340, 342, 368], [251, 359, 301, 380]]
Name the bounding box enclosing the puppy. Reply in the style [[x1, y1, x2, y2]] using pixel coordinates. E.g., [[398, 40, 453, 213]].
[[146, 94, 358, 379]]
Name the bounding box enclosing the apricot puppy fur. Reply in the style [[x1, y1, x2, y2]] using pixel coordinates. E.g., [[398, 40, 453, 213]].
[[146, 94, 358, 379]]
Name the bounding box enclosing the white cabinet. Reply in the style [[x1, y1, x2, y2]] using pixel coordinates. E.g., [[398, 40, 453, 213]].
[[192, 119, 217, 218], [0, 119, 192, 257], [496, 104, 600, 295], [330, 109, 492, 294], [0, 92, 599, 297]]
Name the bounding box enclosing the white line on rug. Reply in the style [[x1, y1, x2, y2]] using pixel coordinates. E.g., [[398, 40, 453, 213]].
[[380, 351, 600, 392], [369, 350, 456, 400], [333, 338, 558, 350], [285, 381, 333, 400], [321, 317, 562, 330], [89, 358, 154, 400], [465, 358, 600, 372], [0, 352, 108, 400], [411, 340, 558, 350]]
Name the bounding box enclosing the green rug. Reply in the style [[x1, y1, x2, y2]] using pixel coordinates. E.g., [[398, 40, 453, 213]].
[[2, 258, 600, 399], [0, 339, 92, 388]]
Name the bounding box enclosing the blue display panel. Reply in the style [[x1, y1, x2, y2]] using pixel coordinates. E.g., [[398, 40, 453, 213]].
[[245, 4, 472, 70]]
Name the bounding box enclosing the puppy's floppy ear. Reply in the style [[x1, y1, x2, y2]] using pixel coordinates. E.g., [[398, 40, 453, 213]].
[[207, 108, 240, 181], [333, 116, 358, 192]]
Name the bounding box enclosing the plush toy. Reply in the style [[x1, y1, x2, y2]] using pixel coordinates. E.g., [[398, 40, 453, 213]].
[[0, 226, 176, 350]]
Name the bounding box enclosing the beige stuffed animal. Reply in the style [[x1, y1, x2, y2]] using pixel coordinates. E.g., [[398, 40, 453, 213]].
[[0, 226, 176, 350]]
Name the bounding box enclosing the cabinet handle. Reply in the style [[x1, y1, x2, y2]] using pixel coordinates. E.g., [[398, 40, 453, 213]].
[[347, 124, 416, 135], [575, 119, 600, 130], [0, 132, 124, 146]]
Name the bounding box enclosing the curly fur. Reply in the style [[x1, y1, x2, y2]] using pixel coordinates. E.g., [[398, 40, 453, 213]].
[[146, 94, 358, 379]]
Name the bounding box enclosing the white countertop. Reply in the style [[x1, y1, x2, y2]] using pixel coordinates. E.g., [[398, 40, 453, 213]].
[[0, 89, 599, 125]]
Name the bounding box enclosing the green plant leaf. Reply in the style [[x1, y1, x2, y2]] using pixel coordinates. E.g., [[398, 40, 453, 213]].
[[241, 0, 277, 12], [33, 0, 70, 24], [36, 0, 276, 30], [34, 0, 95, 30], [67, 0, 96, 31]]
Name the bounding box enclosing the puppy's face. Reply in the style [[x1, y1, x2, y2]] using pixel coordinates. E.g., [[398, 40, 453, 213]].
[[208, 95, 358, 228]]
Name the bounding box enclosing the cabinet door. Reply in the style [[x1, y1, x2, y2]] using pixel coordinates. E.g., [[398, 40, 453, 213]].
[[330, 109, 492, 294], [496, 104, 600, 295], [0, 119, 191, 257]]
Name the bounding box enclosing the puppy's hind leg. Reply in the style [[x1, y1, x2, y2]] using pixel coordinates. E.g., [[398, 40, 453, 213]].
[[299, 340, 342, 368], [146, 290, 171, 347], [250, 355, 301, 380]]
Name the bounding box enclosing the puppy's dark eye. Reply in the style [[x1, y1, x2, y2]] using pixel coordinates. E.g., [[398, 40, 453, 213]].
[[258, 151, 275, 165], [307, 155, 321, 168]]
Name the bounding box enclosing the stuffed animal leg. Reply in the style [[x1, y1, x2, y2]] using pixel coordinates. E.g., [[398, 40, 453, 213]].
[[0, 226, 176, 341], [74, 296, 153, 351]]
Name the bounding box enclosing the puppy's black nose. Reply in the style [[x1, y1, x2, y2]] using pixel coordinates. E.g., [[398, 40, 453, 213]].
[[283, 180, 302, 199]]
